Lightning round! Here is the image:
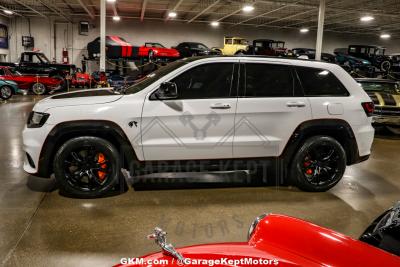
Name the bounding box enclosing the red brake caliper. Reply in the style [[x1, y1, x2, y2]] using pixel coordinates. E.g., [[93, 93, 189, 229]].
[[304, 159, 313, 175], [97, 153, 107, 181]]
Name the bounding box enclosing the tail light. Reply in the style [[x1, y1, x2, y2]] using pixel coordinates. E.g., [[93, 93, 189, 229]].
[[362, 102, 374, 117]]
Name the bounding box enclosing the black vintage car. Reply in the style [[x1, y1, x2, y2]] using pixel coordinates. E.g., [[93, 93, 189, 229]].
[[291, 48, 336, 62], [247, 39, 287, 56], [0, 51, 75, 79], [348, 45, 392, 71], [175, 42, 221, 58]]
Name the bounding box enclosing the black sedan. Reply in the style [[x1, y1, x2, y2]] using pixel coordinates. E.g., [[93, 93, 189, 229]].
[[175, 42, 221, 58]]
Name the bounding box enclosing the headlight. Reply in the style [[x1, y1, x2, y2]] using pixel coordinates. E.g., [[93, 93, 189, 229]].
[[247, 214, 268, 241], [27, 111, 50, 128]]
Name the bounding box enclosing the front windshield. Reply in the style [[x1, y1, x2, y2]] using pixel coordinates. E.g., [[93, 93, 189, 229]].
[[359, 82, 399, 94], [190, 43, 208, 50], [146, 43, 165, 48], [37, 53, 50, 63], [124, 59, 191, 94], [8, 68, 21, 76]]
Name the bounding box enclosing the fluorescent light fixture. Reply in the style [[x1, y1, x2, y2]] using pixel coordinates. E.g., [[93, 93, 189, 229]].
[[210, 21, 220, 27], [112, 16, 121, 21], [360, 16, 374, 22], [242, 5, 254, 12], [380, 34, 391, 39], [107, 0, 116, 3], [168, 11, 177, 18], [300, 28, 309, 33], [3, 10, 13, 15]]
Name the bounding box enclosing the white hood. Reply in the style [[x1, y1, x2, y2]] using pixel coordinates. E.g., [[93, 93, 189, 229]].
[[33, 89, 124, 112]]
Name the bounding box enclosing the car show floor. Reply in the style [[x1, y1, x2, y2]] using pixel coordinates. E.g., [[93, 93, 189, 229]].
[[1, 95, 400, 267]]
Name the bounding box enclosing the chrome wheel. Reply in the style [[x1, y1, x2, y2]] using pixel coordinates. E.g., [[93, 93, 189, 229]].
[[32, 83, 46, 95], [0, 86, 12, 100]]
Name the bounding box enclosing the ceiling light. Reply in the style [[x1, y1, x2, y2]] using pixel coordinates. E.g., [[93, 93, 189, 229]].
[[299, 28, 309, 33], [112, 16, 120, 21], [3, 10, 13, 15], [380, 34, 391, 39], [360, 16, 374, 22], [168, 12, 177, 18], [211, 21, 220, 27], [242, 5, 254, 12], [107, 0, 116, 3]]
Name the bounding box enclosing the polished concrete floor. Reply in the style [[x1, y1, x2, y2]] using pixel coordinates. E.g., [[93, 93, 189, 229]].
[[1, 95, 400, 267]]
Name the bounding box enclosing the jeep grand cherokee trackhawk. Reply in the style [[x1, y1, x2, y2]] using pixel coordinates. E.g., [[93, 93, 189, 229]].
[[22, 56, 375, 197]]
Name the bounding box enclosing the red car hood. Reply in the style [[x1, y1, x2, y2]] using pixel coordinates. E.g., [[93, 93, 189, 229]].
[[116, 214, 400, 267], [153, 47, 180, 57]]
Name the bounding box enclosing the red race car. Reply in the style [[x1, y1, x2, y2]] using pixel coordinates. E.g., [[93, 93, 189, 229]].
[[138, 42, 180, 62], [116, 203, 400, 267], [0, 66, 62, 95]]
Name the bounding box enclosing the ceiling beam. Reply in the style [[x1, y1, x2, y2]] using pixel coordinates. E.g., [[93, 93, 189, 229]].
[[38, 0, 71, 22], [187, 0, 220, 23], [140, 0, 148, 21], [76, 0, 95, 20], [13, 0, 46, 18], [232, 1, 302, 27], [257, 8, 316, 27], [165, 0, 184, 21]]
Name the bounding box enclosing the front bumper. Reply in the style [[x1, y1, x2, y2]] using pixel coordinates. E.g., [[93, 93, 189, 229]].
[[22, 123, 54, 176]]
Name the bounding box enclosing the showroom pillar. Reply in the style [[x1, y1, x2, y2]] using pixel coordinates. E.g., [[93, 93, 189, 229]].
[[100, 0, 106, 72], [315, 0, 326, 61]]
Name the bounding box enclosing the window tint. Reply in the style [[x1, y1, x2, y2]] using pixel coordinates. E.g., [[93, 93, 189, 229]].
[[296, 67, 349, 96], [244, 63, 294, 97], [172, 63, 235, 99]]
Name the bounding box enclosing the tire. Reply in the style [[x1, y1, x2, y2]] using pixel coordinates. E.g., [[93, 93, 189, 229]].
[[289, 136, 346, 192], [380, 61, 391, 72], [53, 136, 122, 198], [31, 82, 47, 95], [235, 50, 244, 55], [0, 85, 13, 100]]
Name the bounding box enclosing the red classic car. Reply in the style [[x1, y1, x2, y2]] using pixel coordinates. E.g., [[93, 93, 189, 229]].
[[116, 204, 400, 267], [138, 42, 180, 62], [0, 66, 62, 95]]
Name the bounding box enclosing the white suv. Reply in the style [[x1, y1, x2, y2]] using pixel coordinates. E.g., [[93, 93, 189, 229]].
[[22, 56, 375, 197]]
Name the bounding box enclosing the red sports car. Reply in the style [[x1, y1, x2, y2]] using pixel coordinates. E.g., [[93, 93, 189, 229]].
[[0, 66, 62, 95], [116, 203, 400, 267], [138, 42, 180, 62], [71, 69, 95, 88]]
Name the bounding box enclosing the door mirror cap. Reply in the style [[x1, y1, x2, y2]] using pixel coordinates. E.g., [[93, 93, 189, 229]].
[[156, 82, 178, 100]]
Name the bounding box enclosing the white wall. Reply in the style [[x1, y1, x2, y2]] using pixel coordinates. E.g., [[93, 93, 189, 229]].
[[8, 17, 400, 69]]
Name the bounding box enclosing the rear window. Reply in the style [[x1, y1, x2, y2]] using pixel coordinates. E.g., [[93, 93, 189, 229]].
[[296, 67, 349, 96]]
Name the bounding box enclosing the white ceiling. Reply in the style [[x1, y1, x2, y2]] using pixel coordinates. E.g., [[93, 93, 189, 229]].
[[0, 0, 399, 37]]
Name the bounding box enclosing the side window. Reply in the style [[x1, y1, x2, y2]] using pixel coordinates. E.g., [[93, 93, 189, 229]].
[[0, 69, 4, 76], [171, 63, 235, 99], [244, 63, 294, 97], [225, 39, 233, 45], [296, 67, 349, 96]]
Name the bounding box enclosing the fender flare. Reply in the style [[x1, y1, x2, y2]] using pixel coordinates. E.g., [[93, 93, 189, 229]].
[[37, 120, 138, 178], [280, 119, 360, 167]]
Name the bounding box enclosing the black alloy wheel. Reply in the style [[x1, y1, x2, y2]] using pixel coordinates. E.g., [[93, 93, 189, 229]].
[[290, 136, 346, 192], [54, 136, 122, 198]]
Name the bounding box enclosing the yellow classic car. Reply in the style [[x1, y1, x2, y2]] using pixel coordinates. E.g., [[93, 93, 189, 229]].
[[213, 36, 249, 56]]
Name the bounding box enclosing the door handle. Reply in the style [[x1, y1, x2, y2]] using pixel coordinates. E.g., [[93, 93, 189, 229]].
[[210, 103, 231, 109], [286, 101, 306, 108]]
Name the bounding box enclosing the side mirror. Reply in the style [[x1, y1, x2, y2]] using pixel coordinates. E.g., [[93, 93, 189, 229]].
[[156, 82, 178, 100]]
